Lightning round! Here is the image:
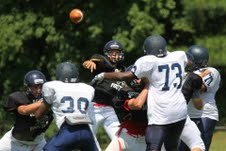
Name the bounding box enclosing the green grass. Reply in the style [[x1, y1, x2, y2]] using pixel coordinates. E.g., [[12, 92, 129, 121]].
[[209, 131, 226, 151]]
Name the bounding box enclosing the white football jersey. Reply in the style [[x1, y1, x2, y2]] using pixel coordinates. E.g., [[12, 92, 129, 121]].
[[188, 67, 221, 121], [42, 81, 95, 128], [133, 51, 188, 125]]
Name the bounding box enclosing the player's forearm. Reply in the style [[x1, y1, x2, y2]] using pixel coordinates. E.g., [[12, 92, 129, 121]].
[[198, 69, 210, 78], [17, 100, 43, 115], [128, 86, 148, 110], [197, 70, 209, 92], [104, 71, 134, 81]]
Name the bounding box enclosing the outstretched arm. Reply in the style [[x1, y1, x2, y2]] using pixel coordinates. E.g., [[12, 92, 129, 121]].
[[104, 71, 135, 81], [17, 99, 44, 115], [92, 71, 136, 85]]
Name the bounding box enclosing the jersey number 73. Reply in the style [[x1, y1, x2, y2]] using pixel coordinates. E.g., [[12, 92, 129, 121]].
[[158, 63, 182, 91]]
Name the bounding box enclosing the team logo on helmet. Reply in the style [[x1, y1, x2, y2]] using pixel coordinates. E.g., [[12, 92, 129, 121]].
[[110, 44, 120, 50]]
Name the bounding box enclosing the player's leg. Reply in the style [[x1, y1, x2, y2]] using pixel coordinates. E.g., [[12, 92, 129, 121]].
[[145, 125, 165, 151], [201, 117, 217, 151], [106, 129, 146, 151], [88, 103, 103, 150], [88, 103, 103, 135], [0, 129, 45, 151], [103, 106, 120, 139], [44, 124, 100, 151], [88, 102, 100, 135], [0, 130, 13, 151], [164, 119, 186, 151], [33, 137, 46, 151], [0, 129, 34, 151], [88, 125, 102, 151], [105, 136, 124, 151], [179, 117, 205, 151], [43, 127, 71, 151], [131, 135, 146, 151], [191, 117, 216, 151], [79, 125, 100, 151]]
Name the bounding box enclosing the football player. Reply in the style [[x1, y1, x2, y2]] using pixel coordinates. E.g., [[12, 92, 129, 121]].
[[178, 71, 206, 151], [82, 40, 126, 140], [185, 45, 221, 151], [35, 62, 100, 151], [0, 70, 53, 151], [92, 35, 193, 151], [178, 46, 209, 151], [105, 66, 148, 151]]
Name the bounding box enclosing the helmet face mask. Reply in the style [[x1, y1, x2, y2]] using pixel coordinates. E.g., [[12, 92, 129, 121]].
[[143, 35, 167, 57], [56, 62, 79, 83], [105, 49, 124, 64], [103, 40, 124, 63], [24, 70, 46, 98], [29, 84, 43, 98], [187, 45, 209, 71]]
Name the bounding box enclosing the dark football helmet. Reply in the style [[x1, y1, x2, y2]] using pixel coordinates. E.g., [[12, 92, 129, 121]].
[[24, 70, 46, 86], [56, 61, 79, 83], [143, 35, 167, 57], [103, 40, 124, 63], [187, 45, 209, 70], [24, 70, 46, 98]]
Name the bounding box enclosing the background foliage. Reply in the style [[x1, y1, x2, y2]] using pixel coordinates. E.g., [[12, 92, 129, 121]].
[[0, 0, 226, 148]]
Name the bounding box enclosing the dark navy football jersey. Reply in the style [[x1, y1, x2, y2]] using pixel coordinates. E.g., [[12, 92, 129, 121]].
[[90, 54, 125, 76], [4, 91, 53, 141], [90, 54, 126, 106], [182, 72, 203, 102], [113, 86, 147, 124]]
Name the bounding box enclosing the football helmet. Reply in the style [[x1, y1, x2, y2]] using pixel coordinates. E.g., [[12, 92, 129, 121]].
[[143, 35, 167, 57], [187, 45, 209, 70], [24, 70, 46, 98], [103, 40, 124, 63], [56, 61, 79, 83], [24, 70, 46, 86]]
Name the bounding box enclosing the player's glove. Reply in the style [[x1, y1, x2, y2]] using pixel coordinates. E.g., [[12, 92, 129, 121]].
[[90, 72, 105, 85]]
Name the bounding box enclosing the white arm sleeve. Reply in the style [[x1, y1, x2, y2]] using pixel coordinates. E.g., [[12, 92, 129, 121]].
[[42, 84, 55, 105]]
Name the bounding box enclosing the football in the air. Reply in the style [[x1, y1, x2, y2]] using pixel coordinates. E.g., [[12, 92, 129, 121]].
[[69, 8, 84, 24]]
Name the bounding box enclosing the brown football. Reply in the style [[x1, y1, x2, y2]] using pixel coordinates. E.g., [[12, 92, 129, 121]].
[[69, 9, 83, 24]]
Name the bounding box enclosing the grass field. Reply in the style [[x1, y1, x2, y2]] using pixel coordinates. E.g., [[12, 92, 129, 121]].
[[209, 130, 226, 151]]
